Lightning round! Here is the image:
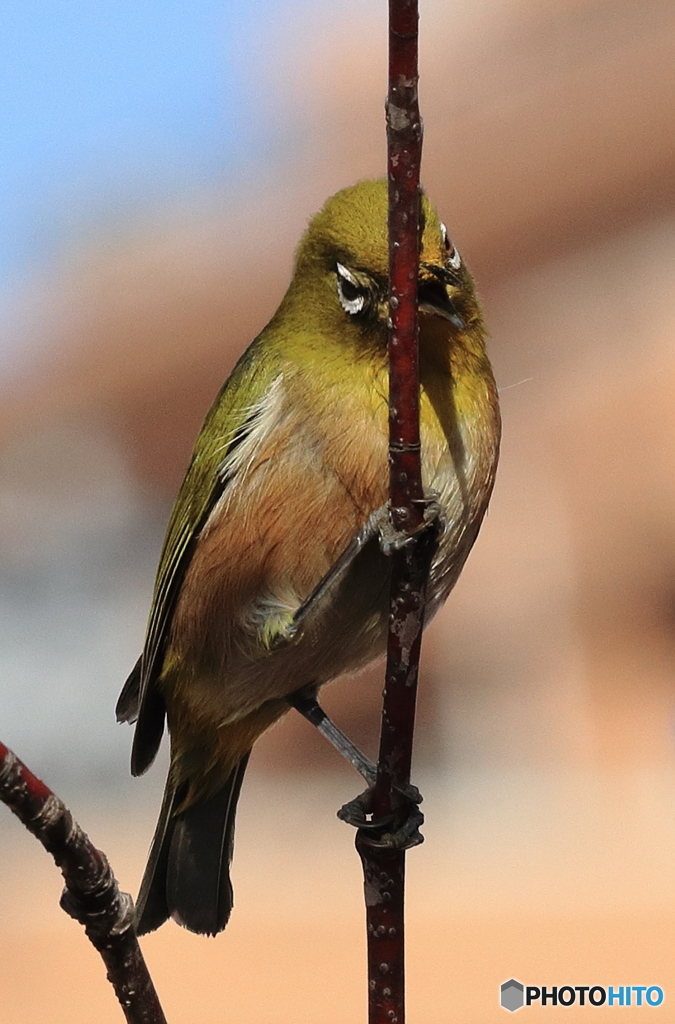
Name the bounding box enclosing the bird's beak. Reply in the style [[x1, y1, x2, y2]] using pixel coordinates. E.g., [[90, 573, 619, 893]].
[[417, 277, 465, 330]]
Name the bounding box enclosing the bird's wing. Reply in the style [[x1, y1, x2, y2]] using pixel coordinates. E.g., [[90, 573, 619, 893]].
[[120, 341, 279, 776]]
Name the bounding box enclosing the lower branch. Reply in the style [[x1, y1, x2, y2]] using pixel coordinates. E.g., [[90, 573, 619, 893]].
[[0, 741, 167, 1024]]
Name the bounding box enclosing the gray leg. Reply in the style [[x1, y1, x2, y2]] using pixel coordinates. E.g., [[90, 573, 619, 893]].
[[278, 498, 443, 647], [287, 509, 385, 639], [287, 689, 425, 850], [287, 689, 377, 786]]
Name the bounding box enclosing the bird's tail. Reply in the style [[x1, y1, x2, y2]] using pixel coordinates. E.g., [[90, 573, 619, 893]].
[[134, 754, 250, 936]]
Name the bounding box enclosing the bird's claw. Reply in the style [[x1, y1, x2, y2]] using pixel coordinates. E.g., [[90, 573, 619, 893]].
[[372, 494, 445, 556], [337, 783, 425, 850]]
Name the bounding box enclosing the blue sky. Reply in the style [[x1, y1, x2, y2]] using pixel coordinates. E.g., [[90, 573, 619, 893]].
[[0, 1, 288, 299]]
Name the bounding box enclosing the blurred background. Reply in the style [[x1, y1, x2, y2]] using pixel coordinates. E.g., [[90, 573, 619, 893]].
[[2, 0, 675, 1020]]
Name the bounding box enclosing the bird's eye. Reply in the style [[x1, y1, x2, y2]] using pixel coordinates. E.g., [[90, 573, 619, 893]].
[[336, 262, 366, 315], [440, 222, 461, 271]]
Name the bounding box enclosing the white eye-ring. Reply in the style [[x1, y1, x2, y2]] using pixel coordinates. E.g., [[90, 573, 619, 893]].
[[336, 262, 366, 315], [440, 222, 461, 271]]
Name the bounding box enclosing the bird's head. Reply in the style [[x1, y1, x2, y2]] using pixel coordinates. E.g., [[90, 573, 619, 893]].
[[281, 178, 483, 351]]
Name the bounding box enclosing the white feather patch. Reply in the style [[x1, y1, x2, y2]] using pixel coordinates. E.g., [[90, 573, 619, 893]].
[[219, 374, 285, 482]]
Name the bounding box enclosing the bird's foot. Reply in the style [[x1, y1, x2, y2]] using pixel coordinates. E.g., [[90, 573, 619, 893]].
[[372, 493, 445, 556], [337, 782, 424, 850]]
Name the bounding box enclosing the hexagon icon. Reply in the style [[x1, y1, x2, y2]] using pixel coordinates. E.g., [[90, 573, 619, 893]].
[[501, 979, 524, 1012]]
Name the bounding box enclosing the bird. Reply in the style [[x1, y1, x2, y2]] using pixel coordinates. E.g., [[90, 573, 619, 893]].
[[116, 178, 500, 937]]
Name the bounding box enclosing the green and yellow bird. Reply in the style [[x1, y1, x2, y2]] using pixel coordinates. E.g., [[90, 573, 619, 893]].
[[117, 178, 500, 936]]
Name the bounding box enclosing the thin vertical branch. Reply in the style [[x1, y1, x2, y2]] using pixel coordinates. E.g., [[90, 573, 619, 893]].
[[0, 741, 168, 1024], [379, 0, 426, 807], [356, 3, 436, 1023]]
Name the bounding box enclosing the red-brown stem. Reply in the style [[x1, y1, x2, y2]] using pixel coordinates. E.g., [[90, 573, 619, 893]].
[[386, 0, 424, 531], [0, 741, 168, 1024], [357, 3, 433, 1024]]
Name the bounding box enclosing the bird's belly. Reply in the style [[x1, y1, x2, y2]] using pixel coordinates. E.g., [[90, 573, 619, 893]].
[[174, 452, 486, 729]]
